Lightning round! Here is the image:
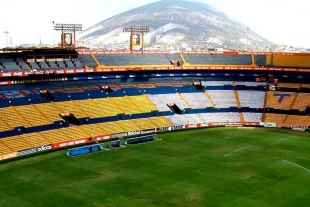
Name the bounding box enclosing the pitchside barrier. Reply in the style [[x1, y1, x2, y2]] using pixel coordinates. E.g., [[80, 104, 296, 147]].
[[125, 134, 156, 145], [66, 143, 104, 157]]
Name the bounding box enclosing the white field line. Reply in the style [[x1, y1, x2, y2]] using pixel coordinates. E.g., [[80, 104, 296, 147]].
[[224, 146, 250, 157], [270, 137, 293, 145], [282, 160, 310, 173]]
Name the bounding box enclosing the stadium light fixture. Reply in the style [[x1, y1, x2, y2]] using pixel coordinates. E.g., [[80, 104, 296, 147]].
[[123, 25, 150, 52], [53, 23, 83, 48]]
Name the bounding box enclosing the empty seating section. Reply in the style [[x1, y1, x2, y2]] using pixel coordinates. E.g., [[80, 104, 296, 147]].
[[0, 107, 31, 128], [277, 83, 310, 89], [264, 113, 286, 124], [180, 92, 212, 108], [277, 83, 301, 88], [1, 136, 32, 152], [110, 96, 141, 114], [238, 91, 265, 108], [0, 117, 13, 132], [53, 101, 88, 118], [116, 120, 140, 131], [242, 113, 262, 122], [266, 91, 295, 110], [64, 60, 75, 68], [234, 82, 266, 86], [128, 95, 158, 112], [0, 141, 12, 154], [133, 118, 157, 130], [73, 59, 84, 68], [74, 99, 107, 118], [21, 133, 50, 147], [207, 90, 237, 108], [79, 124, 106, 137], [94, 54, 175, 66], [39, 129, 69, 143], [183, 54, 252, 65], [166, 114, 204, 125], [96, 122, 125, 134], [147, 94, 188, 111], [201, 81, 232, 86], [292, 93, 310, 111], [0, 58, 20, 71], [63, 87, 83, 93], [168, 54, 184, 66], [92, 98, 122, 116], [38, 62, 49, 69], [284, 115, 310, 127], [254, 55, 267, 66], [149, 116, 173, 128], [60, 127, 89, 140], [199, 112, 240, 123], [16, 58, 28, 70], [78, 54, 97, 67], [57, 61, 66, 69], [14, 105, 52, 126], [273, 55, 310, 67], [48, 62, 58, 69], [35, 103, 63, 122], [29, 62, 39, 69]]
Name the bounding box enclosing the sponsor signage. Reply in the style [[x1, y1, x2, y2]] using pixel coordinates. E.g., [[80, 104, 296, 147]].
[[128, 131, 141, 136], [291, 125, 309, 131], [140, 129, 157, 134], [171, 125, 184, 130], [161, 127, 171, 131], [94, 135, 111, 141], [210, 122, 259, 126], [52, 138, 90, 149], [0, 152, 18, 160], [111, 132, 128, 138], [36, 144, 52, 152], [260, 122, 276, 128], [17, 148, 37, 156], [1, 66, 310, 79]]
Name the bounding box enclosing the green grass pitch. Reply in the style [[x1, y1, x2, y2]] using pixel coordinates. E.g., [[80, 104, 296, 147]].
[[0, 127, 310, 207]]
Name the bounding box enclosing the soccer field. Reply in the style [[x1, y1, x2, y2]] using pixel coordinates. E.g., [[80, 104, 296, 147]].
[[0, 127, 310, 207]]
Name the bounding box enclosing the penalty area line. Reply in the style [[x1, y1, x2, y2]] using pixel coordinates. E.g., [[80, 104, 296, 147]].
[[224, 146, 250, 157]]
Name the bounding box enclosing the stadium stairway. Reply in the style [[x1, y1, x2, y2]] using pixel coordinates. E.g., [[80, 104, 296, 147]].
[[90, 53, 100, 66], [289, 93, 298, 110], [149, 116, 174, 128], [204, 91, 215, 107], [179, 54, 189, 66], [234, 90, 241, 108], [238, 113, 245, 122], [125, 96, 143, 113], [11, 106, 32, 127], [177, 92, 192, 108]]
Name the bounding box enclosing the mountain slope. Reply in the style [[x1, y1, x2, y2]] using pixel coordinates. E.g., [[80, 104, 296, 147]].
[[77, 0, 272, 50]]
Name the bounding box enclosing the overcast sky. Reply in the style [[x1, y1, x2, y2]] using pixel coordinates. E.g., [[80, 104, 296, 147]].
[[1, 0, 309, 48]]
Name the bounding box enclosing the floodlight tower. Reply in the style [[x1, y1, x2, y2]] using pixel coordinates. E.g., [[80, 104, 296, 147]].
[[4, 31, 9, 47], [53, 23, 83, 48], [123, 25, 150, 52]]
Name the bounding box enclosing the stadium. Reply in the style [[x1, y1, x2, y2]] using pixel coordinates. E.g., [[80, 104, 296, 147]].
[[0, 46, 309, 206], [1, 1, 310, 205]]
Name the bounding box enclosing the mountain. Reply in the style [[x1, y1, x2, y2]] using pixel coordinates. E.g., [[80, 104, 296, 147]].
[[77, 0, 273, 50]]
